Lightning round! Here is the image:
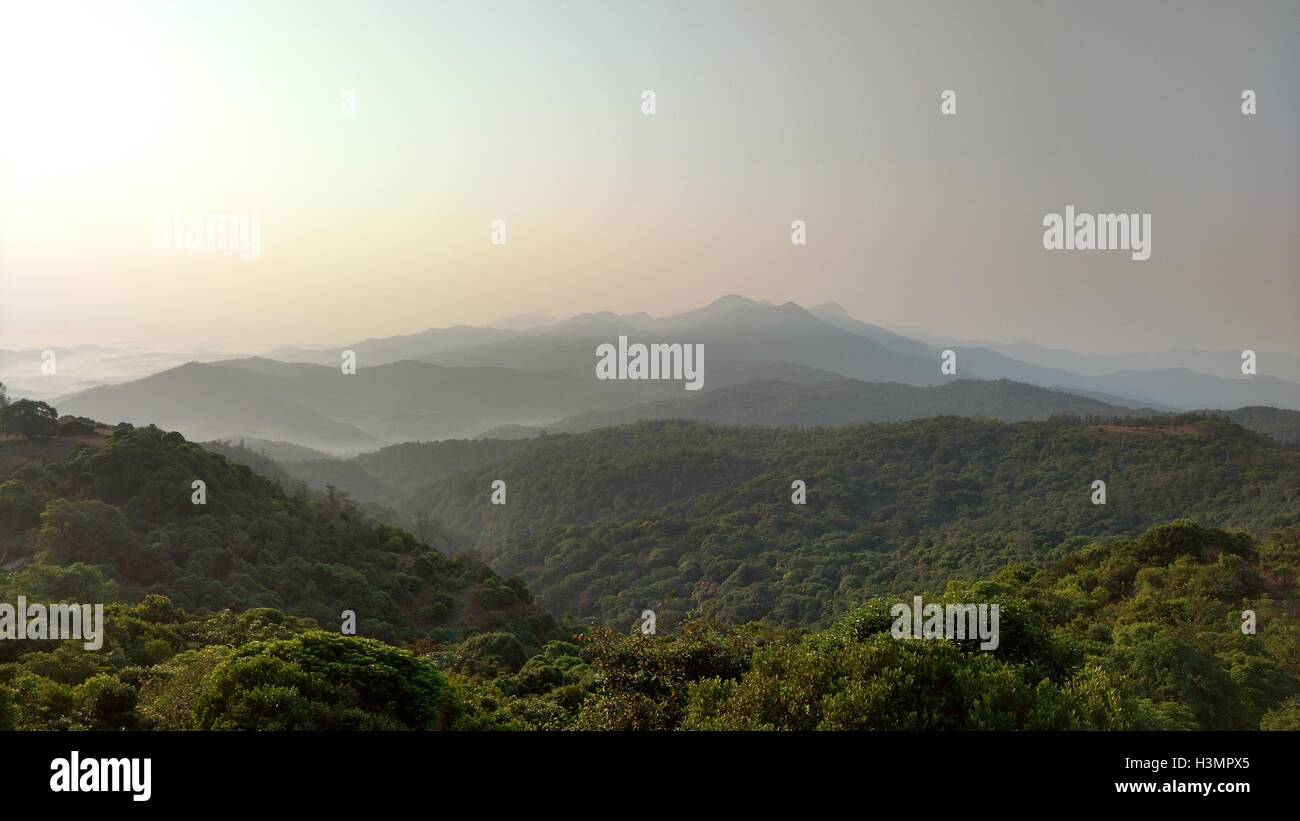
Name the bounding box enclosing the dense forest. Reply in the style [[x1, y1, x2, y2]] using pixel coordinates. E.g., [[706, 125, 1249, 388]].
[[201, 402, 1300, 514], [1220, 406, 1300, 447], [0, 425, 556, 647], [0, 408, 1297, 730], [1, 519, 1297, 730], [401, 415, 1300, 628]]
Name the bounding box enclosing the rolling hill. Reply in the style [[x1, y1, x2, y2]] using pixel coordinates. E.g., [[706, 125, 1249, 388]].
[[0, 425, 557, 647], [400, 415, 1300, 628], [57, 362, 382, 453], [47, 296, 1300, 456], [495, 378, 1157, 435]]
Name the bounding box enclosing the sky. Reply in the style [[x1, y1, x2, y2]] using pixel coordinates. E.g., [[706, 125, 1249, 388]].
[[1, 0, 1297, 354]]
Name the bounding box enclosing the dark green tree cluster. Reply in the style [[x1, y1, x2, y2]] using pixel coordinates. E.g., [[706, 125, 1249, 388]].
[[0, 399, 59, 440], [0, 595, 459, 730], [443, 522, 1300, 731], [402, 417, 1300, 628], [0, 425, 557, 648], [3, 415, 1297, 732]]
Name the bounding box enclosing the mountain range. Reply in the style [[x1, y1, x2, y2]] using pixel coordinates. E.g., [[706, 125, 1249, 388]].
[[36, 295, 1300, 454]]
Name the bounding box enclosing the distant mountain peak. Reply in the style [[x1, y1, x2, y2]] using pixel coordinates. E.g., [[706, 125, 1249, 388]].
[[488, 312, 559, 331], [549, 311, 638, 332], [810, 301, 853, 320], [776, 300, 813, 314], [702, 294, 769, 311]]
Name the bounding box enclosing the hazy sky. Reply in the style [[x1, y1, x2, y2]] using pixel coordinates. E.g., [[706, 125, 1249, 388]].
[[2, 0, 1296, 354]]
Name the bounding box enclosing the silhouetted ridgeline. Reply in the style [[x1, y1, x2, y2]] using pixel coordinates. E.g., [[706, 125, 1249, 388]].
[[51, 299, 1300, 456]]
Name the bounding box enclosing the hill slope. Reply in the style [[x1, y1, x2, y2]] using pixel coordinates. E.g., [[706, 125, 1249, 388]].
[[0, 426, 557, 647], [403, 416, 1300, 627], [526, 378, 1155, 433], [478, 521, 1300, 731]]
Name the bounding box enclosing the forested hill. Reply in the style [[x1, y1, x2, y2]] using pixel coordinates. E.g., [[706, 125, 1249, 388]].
[[403, 415, 1300, 628], [1, 421, 1297, 731], [509, 377, 1158, 434], [476, 521, 1300, 731], [0, 425, 557, 648], [1220, 406, 1300, 446]]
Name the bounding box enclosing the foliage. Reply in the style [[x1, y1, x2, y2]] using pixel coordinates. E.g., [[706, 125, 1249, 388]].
[[1, 400, 59, 440], [0, 596, 454, 730], [2, 417, 1297, 731], [0, 425, 558, 648], [402, 417, 1300, 628], [439, 522, 1300, 731]]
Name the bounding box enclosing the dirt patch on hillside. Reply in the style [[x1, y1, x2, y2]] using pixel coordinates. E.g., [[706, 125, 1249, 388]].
[[0, 428, 112, 475]]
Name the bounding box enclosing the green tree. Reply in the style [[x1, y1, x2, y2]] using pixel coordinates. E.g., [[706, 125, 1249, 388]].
[[1, 399, 58, 439], [0, 479, 43, 533], [192, 631, 455, 730], [75, 674, 140, 729], [36, 499, 163, 581]]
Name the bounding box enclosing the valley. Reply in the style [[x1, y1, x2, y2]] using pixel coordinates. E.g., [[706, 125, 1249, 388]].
[[2, 296, 1297, 733]]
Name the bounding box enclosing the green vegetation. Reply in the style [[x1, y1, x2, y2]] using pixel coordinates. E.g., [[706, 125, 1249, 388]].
[[0, 399, 59, 440], [1, 520, 1294, 731], [1220, 406, 1300, 447], [404, 416, 1300, 628], [0, 425, 556, 648], [1, 412, 1296, 731], [0, 597, 459, 730], [445, 522, 1300, 731]]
